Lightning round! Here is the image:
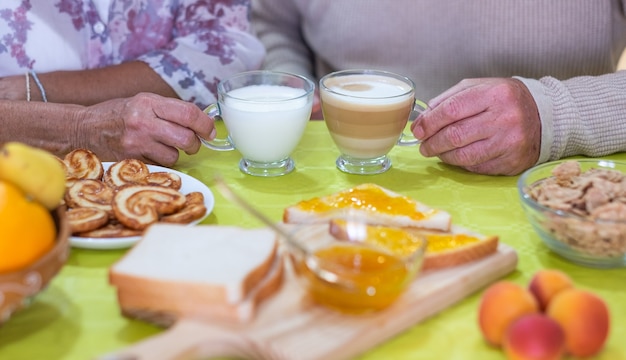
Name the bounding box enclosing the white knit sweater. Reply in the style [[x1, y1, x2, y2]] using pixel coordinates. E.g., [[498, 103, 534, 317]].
[[252, 0, 626, 165]]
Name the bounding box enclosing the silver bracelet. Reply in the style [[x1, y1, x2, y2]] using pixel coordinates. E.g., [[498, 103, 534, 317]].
[[30, 71, 47, 102], [25, 71, 31, 101]]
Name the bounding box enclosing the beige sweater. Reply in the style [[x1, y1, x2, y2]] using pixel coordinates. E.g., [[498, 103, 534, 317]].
[[252, 0, 626, 165]]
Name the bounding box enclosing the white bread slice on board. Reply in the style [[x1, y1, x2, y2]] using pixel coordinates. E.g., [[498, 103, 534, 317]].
[[109, 224, 284, 325], [283, 183, 451, 232], [329, 220, 498, 271]]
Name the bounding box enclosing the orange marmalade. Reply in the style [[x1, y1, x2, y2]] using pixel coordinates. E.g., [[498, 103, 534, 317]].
[[425, 234, 480, 253], [363, 225, 427, 256], [333, 220, 481, 256], [296, 184, 435, 221], [296, 243, 414, 314], [367, 231, 480, 254]]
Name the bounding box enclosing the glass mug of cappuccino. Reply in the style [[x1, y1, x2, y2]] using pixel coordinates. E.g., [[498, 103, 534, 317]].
[[319, 69, 426, 175], [201, 71, 314, 177]]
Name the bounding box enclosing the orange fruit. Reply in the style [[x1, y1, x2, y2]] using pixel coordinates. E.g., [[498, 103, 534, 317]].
[[0, 181, 56, 273]]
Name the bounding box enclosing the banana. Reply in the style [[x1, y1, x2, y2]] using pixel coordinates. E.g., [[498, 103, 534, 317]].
[[0, 142, 66, 210]]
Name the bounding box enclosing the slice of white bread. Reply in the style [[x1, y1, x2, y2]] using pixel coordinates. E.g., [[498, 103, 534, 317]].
[[109, 223, 284, 325], [328, 219, 498, 271], [283, 183, 452, 232]]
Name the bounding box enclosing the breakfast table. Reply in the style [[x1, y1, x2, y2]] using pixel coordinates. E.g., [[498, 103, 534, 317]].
[[1, 121, 625, 360]]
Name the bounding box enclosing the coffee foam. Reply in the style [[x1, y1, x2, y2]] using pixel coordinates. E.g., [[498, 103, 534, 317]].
[[322, 74, 413, 107]]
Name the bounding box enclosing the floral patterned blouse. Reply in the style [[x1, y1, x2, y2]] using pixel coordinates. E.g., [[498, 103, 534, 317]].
[[0, 0, 265, 108]]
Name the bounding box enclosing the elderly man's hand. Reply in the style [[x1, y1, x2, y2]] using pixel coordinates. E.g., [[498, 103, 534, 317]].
[[411, 78, 541, 176]]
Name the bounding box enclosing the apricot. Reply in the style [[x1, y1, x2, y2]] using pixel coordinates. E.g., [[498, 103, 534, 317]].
[[503, 314, 566, 360], [528, 269, 574, 311], [478, 281, 540, 347], [547, 288, 610, 357]]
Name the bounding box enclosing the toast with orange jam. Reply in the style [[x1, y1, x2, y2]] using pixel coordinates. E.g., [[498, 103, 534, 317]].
[[328, 219, 498, 270], [283, 183, 452, 232], [285, 184, 498, 270]]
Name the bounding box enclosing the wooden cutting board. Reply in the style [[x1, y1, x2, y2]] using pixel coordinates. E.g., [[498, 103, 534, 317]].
[[100, 243, 517, 360]]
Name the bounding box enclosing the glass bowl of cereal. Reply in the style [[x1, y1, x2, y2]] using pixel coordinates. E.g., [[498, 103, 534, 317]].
[[517, 159, 626, 268]]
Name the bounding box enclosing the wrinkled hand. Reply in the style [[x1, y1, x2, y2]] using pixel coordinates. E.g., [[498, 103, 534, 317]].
[[411, 78, 541, 175], [78, 93, 215, 167]]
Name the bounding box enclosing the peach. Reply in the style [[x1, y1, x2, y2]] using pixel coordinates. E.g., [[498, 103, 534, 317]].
[[478, 281, 540, 347], [528, 269, 574, 311], [503, 314, 566, 360], [547, 288, 610, 357]]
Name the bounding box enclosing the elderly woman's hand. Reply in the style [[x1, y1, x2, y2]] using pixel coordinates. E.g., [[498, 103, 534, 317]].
[[78, 93, 216, 167], [411, 78, 541, 176]]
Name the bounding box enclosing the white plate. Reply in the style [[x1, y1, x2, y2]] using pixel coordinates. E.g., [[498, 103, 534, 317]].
[[69, 163, 215, 250]]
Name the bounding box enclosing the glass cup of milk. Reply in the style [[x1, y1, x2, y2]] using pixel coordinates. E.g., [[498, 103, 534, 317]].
[[201, 71, 315, 177], [319, 69, 426, 175]]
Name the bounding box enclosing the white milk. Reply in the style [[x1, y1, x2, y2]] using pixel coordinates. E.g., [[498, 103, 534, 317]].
[[330, 134, 400, 159], [221, 85, 312, 163]]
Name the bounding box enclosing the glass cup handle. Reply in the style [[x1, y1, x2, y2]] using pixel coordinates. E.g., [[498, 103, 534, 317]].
[[199, 103, 235, 151], [397, 98, 428, 146]]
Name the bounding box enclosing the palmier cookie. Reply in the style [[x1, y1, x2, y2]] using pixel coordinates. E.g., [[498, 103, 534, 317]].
[[112, 185, 186, 230], [65, 179, 114, 214], [104, 159, 150, 188], [64, 148, 104, 181], [66, 207, 109, 234], [146, 171, 182, 190], [161, 192, 206, 224], [77, 223, 143, 238]]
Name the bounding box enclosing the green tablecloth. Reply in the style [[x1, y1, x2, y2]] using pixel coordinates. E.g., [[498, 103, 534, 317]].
[[1, 121, 625, 360]]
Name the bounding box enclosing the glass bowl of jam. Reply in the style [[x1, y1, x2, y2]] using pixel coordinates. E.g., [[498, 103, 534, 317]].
[[284, 215, 427, 314]]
